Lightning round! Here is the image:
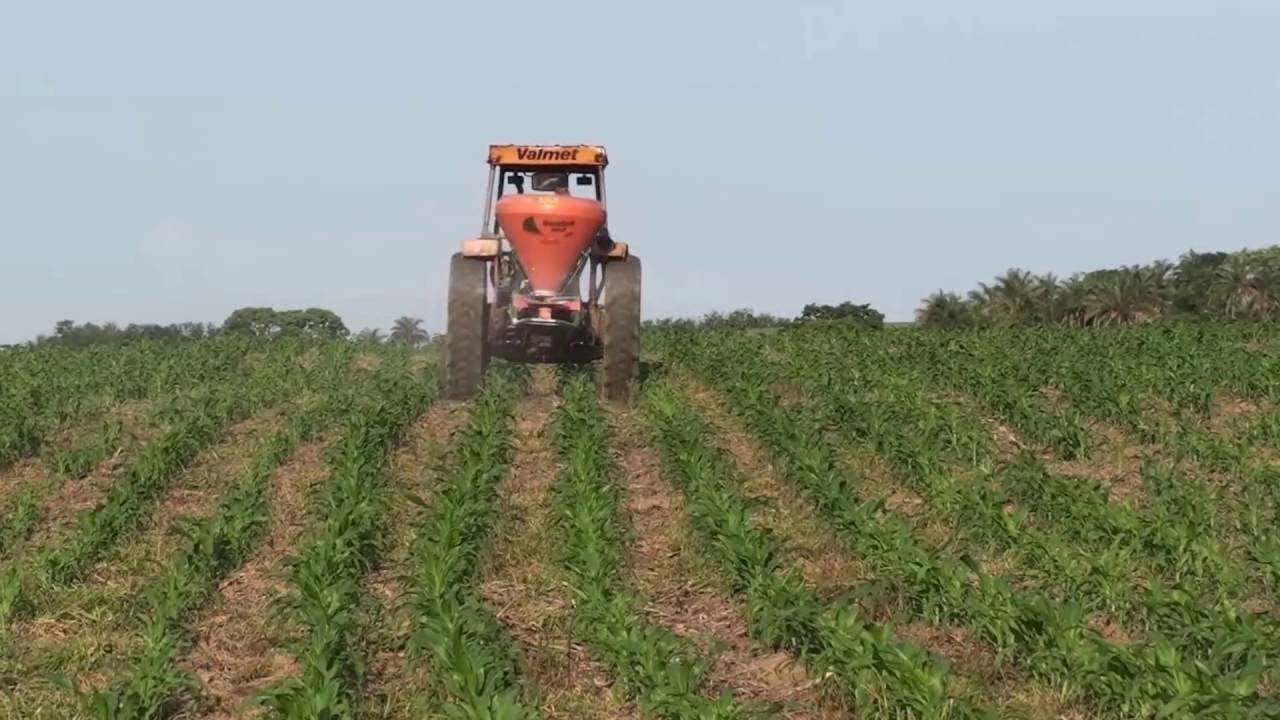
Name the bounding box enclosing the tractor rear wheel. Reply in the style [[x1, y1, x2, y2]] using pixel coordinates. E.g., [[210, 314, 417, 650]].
[[602, 255, 641, 403], [445, 253, 488, 398]]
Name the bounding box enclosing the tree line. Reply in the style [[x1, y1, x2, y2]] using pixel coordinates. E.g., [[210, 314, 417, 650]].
[[916, 246, 1280, 329], [645, 301, 886, 330], [27, 308, 437, 348]]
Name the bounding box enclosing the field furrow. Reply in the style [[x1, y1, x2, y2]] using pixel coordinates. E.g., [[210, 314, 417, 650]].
[[0, 407, 287, 708], [659, 329, 1274, 716], [183, 434, 333, 718], [644, 378, 995, 719], [671, 374, 1086, 719], [358, 398, 469, 719], [550, 371, 756, 719], [399, 367, 532, 718], [613, 410, 835, 718], [252, 356, 436, 717], [479, 367, 640, 720], [7, 323, 1280, 720]]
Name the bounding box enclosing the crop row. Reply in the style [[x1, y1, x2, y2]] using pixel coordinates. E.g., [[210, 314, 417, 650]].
[[655, 329, 1270, 718], [550, 371, 748, 719], [0, 339, 267, 469], [643, 379, 988, 719], [0, 343, 332, 625], [402, 367, 531, 719], [73, 354, 390, 719], [259, 356, 436, 718], [768, 328, 1271, 648]]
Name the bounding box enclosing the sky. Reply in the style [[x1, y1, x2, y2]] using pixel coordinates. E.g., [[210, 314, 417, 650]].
[[1, 1, 1278, 343]]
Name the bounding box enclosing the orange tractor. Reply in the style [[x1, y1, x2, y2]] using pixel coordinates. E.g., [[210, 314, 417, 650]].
[[445, 144, 641, 400]]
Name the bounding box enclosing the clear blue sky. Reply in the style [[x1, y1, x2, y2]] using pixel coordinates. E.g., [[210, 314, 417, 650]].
[[2, 1, 1277, 342]]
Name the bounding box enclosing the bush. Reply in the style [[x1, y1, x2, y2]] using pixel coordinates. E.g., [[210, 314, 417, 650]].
[[798, 302, 885, 329], [222, 307, 348, 339]]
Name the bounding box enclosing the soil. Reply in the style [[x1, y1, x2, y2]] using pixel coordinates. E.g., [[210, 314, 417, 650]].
[[612, 425, 841, 719], [479, 368, 640, 720], [182, 435, 332, 719]]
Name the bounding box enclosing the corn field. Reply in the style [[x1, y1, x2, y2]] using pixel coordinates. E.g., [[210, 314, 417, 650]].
[[2, 325, 1280, 719]]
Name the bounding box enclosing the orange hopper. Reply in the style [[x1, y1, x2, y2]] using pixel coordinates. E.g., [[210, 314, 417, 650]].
[[496, 194, 605, 294]]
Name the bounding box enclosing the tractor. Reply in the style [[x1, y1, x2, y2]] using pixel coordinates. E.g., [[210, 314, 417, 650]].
[[445, 144, 641, 401]]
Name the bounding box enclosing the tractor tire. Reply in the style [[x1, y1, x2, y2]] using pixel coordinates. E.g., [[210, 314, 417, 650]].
[[602, 255, 641, 403], [445, 253, 488, 399]]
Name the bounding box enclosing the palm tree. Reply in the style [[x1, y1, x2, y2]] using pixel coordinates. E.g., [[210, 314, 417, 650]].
[[978, 268, 1039, 326], [1082, 267, 1165, 326], [1210, 254, 1276, 320], [1056, 275, 1091, 327], [356, 328, 385, 344], [389, 316, 429, 346], [966, 285, 995, 324], [915, 291, 975, 329], [1033, 273, 1065, 324]]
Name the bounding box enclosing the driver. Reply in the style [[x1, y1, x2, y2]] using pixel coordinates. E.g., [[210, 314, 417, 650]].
[[531, 171, 570, 195]]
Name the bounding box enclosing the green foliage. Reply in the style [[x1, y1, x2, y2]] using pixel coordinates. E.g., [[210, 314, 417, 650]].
[[643, 379, 981, 719], [73, 352, 383, 720], [915, 292, 977, 329], [389, 316, 431, 346], [799, 301, 885, 328], [0, 338, 255, 469], [35, 320, 220, 348], [645, 303, 884, 331], [223, 307, 349, 339], [918, 244, 1280, 328], [645, 308, 792, 331], [45, 420, 125, 479], [403, 367, 532, 719], [0, 344, 328, 627], [0, 490, 42, 560], [654, 326, 1280, 718], [38, 361, 291, 587], [551, 372, 751, 719], [355, 328, 385, 345], [259, 357, 435, 718]]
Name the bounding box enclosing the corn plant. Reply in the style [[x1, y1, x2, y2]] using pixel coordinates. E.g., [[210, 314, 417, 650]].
[[72, 351, 384, 720], [643, 380, 988, 720], [0, 343, 323, 627], [0, 338, 259, 470], [655, 328, 1274, 718], [403, 366, 534, 720], [37, 343, 314, 587], [550, 371, 753, 719], [259, 355, 435, 719], [0, 490, 42, 561]]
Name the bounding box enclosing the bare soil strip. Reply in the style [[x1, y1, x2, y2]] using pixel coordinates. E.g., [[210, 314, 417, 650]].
[[0, 459, 45, 506], [359, 399, 469, 719], [612, 415, 840, 719], [22, 442, 135, 553], [0, 408, 292, 718], [14, 410, 286, 649], [678, 376, 1081, 720], [0, 399, 146, 494], [677, 378, 862, 600], [180, 433, 333, 719], [1209, 394, 1264, 436], [1048, 419, 1156, 507], [92, 409, 288, 595], [3, 400, 155, 553], [479, 368, 639, 720], [0, 458, 55, 561]]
